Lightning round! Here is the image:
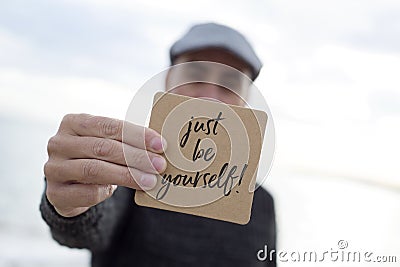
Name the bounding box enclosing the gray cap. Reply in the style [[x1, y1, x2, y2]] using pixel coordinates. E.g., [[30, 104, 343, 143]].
[[169, 23, 262, 80]]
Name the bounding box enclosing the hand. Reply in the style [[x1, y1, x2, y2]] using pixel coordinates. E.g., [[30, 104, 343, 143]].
[[44, 114, 167, 217]]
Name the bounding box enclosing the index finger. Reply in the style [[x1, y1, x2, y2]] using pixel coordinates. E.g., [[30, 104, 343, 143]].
[[59, 114, 166, 153]]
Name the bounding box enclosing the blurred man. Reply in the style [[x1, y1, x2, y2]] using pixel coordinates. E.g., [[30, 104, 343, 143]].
[[40, 23, 276, 267]]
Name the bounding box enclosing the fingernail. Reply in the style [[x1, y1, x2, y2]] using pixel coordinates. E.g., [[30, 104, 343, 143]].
[[139, 174, 157, 190], [150, 136, 167, 152], [152, 157, 166, 173]]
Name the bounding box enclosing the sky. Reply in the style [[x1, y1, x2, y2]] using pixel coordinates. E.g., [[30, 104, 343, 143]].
[[1, 0, 399, 187]]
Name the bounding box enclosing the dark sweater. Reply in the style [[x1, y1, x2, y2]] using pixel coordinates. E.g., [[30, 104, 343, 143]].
[[40, 184, 276, 267]]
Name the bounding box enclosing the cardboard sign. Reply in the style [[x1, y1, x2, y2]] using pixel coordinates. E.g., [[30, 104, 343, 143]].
[[135, 92, 267, 224]]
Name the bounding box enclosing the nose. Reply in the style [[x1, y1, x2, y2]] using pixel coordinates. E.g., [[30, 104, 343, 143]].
[[192, 83, 223, 101]]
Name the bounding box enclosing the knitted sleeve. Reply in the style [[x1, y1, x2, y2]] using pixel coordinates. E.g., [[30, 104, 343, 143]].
[[39, 180, 132, 252]]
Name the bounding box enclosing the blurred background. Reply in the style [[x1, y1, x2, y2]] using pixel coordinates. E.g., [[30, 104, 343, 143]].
[[1, 0, 399, 266]]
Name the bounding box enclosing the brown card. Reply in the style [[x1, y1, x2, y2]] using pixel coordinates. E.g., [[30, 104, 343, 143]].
[[134, 92, 267, 225]]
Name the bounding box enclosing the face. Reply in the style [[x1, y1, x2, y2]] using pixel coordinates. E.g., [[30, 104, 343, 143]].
[[166, 48, 252, 106]]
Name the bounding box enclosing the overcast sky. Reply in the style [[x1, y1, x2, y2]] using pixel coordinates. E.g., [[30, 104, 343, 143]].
[[1, 0, 399, 186]]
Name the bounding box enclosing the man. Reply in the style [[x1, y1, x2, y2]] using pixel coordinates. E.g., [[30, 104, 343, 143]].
[[40, 23, 276, 266]]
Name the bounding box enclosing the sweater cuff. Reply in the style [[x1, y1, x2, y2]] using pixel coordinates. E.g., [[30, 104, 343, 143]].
[[39, 191, 104, 242]]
